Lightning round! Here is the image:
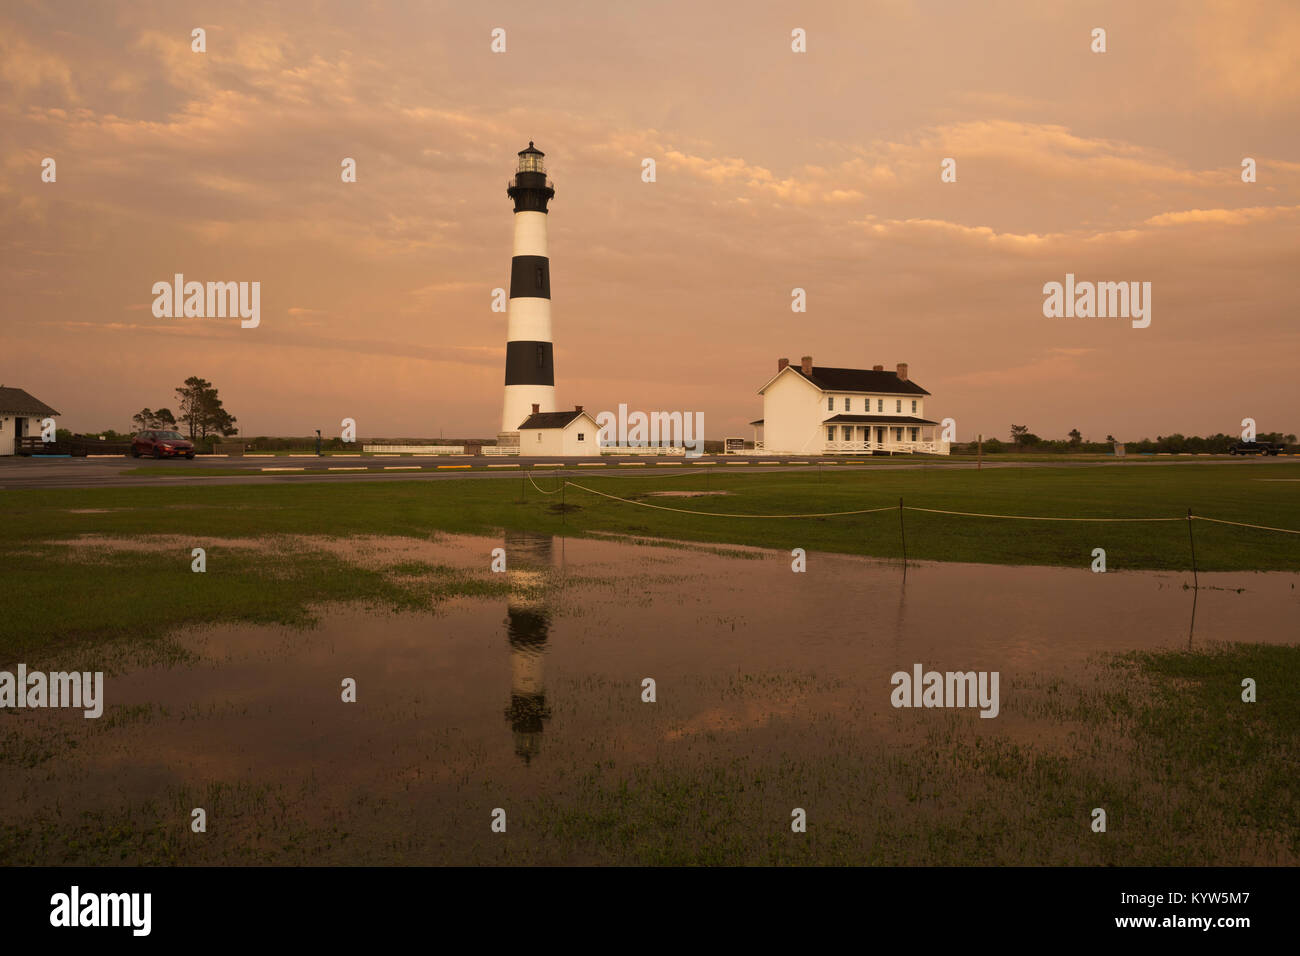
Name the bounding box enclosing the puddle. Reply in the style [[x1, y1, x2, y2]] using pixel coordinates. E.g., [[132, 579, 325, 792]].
[[4, 530, 1297, 863]]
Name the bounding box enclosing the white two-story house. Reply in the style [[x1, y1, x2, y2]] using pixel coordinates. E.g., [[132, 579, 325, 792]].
[[754, 356, 948, 455]]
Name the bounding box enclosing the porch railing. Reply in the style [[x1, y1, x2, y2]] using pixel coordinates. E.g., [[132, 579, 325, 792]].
[[823, 440, 942, 454]]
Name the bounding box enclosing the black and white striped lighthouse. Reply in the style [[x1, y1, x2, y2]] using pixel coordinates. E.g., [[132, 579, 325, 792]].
[[501, 142, 557, 433]]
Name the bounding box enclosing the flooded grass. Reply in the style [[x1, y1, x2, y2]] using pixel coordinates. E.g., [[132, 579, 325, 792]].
[[1, 531, 1296, 865]]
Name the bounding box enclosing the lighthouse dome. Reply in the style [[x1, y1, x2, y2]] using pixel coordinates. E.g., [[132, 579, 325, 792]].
[[517, 141, 546, 173]]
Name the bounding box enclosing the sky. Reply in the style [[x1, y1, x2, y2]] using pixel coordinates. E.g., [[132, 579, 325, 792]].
[[2, 0, 1297, 442]]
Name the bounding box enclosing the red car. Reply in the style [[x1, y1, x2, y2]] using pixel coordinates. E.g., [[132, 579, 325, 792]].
[[130, 430, 196, 459]]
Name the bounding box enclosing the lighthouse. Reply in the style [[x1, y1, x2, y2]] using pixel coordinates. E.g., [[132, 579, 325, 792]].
[[500, 142, 557, 437]]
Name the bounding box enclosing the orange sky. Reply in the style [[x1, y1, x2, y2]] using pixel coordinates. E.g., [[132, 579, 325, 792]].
[[2, 0, 1297, 442]]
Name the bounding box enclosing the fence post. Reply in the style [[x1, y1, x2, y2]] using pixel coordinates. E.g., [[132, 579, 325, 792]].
[[1187, 507, 1197, 589], [561, 477, 566, 526], [899, 496, 907, 569]]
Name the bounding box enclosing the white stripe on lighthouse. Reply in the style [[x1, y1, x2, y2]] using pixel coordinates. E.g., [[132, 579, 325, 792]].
[[505, 297, 552, 342], [512, 211, 549, 258], [503, 388, 553, 432]]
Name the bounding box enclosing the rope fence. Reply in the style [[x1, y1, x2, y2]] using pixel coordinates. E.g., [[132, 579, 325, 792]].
[[545, 475, 1298, 533], [558, 476, 896, 518], [902, 506, 1182, 523], [519, 473, 1296, 578]]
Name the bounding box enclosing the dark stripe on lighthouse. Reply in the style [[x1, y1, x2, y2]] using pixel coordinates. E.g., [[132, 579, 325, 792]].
[[509, 255, 550, 299], [504, 341, 555, 386]]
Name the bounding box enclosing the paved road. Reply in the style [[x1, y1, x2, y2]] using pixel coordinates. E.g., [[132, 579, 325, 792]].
[[0, 453, 1291, 491]]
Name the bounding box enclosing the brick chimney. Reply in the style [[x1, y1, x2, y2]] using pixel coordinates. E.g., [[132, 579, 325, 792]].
[[800, 355, 813, 375], [574, 405, 583, 412], [531, 403, 540, 414], [872, 364, 883, 372], [896, 363, 909, 381], [778, 357, 790, 372]]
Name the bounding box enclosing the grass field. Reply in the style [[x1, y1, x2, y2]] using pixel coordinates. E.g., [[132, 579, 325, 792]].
[[3, 460, 1296, 665]]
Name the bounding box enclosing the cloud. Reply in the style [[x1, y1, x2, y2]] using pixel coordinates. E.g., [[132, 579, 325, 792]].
[[1144, 205, 1300, 227]]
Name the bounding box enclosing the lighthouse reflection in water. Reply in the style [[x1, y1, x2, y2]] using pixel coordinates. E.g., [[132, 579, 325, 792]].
[[502, 530, 560, 764]]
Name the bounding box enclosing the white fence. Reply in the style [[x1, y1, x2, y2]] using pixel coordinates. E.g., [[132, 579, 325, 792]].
[[600, 445, 687, 456], [362, 444, 465, 454], [482, 445, 520, 456], [822, 440, 949, 455]]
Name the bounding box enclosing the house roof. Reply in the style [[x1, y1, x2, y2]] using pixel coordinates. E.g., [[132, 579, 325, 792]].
[[824, 415, 938, 426], [518, 410, 593, 430], [0, 386, 60, 416], [790, 365, 930, 395], [748, 419, 764, 426]]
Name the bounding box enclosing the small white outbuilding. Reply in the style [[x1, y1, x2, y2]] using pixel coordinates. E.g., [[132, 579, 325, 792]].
[[517, 405, 600, 456]]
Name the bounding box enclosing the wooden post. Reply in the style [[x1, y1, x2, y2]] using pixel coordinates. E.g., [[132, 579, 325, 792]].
[[1187, 507, 1197, 589], [977, 433, 983, 470], [898, 496, 907, 570]]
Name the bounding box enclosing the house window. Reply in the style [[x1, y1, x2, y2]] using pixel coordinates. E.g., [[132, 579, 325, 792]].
[[843, 426, 853, 441], [876, 399, 882, 412], [577, 433, 584, 441], [911, 400, 917, 413], [896, 400, 902, 412], [827, 396, 834, 411], [844, 397, 851, 411], [894, 427, 903, 441], [910, 427, 919, 441], [537, 432, 542, 441], [827, 427, 835, 441]]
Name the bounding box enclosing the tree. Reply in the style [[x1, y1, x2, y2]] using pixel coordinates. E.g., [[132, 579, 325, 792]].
[[174, 377, 238, 440], [1010, 424, 1029, 446], [1068, 428, 1083, 446], [132, 407, 177, 430], [1105, 434, 1116, 444]]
